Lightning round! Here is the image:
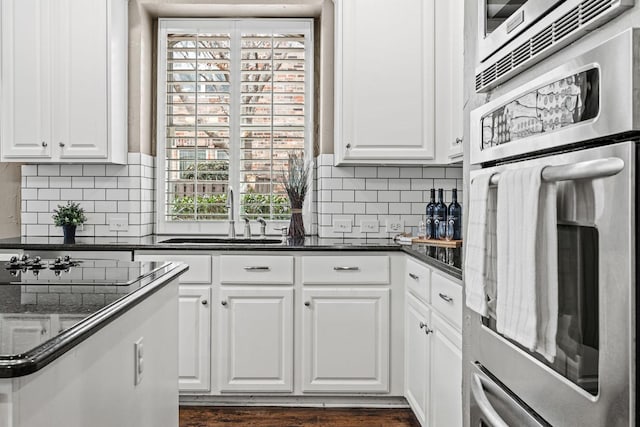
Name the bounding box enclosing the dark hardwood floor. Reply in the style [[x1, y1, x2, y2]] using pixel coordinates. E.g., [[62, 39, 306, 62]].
[[179, 406, 421, 427]]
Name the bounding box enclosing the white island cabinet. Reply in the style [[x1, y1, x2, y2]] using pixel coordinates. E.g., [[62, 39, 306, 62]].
[[0, 264, 184, 427], [0, 0, 127, 163]]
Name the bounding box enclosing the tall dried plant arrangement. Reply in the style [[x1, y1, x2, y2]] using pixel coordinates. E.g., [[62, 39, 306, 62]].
[[282, 153, 310, 242]]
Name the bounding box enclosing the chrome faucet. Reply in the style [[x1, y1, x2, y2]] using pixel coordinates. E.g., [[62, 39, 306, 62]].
[[257, 217, 267, 239], [226, 186, 235, 238], [243, 217, 251, 238]]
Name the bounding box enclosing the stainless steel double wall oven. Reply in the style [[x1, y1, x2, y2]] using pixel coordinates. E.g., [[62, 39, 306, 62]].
[[467, 29, 638, 426]]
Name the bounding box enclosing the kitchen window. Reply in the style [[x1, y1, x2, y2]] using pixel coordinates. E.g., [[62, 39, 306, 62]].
[[156, 19, 313, 234]]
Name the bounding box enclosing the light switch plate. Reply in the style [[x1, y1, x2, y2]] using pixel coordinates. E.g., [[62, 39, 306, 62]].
[[333, 218, 352, 233], [109, 215, 129, 232], [360, 219, 379, 233]]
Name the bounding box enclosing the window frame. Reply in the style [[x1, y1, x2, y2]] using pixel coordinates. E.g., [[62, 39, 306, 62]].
[[156, 18, 314, 235]]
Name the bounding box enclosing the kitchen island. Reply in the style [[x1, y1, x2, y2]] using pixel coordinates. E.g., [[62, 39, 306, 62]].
[[0, 257, 188, 427]]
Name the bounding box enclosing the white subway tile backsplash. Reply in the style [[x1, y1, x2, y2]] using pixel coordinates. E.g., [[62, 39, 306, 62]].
[[377, 191, 400, 203], [26, 176, 49, 188], [377, 167, 400, 179], [22, 165, 38, 176], [423, 167, 446, 178], [60, 188, 84, 201], [332, 190, 355, 202], [83, 165, 106, 177], [106, 189, 128, 200], [365, 179, 388, 190], [399, 167, 422, 178], [38, 189, 60, 200], [38, 165, 60, 176], [49, 177, 72, 188], [445, 167, 463, 179], [21, 153, 156, 237], [354, 167, 377, 178], [71, 177, 95, 188], [313, 158, 462, 239], [60, 165, 83, 176]]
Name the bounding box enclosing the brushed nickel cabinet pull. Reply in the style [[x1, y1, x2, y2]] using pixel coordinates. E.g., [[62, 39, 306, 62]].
[[59, 142, 65, 147], [304, 301, 311, 307], [333, 266, 360, 271], [201, 299, 208, 306], [221, 300, 228, 306], [439, 293, 453, 303], [41, 141, 47, 147], [409, 273, 419, 280], [419, 322, 433, 335], [243, 266, 270, 271]]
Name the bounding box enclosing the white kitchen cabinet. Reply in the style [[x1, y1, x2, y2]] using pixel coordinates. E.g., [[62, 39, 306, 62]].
[[218, 287, 294, 392], [404, 257, 462, 427], [301, 288, 390, 392], [134, 253, 213, 392], [178, 286, 211, 392], [334, 0, 438, 165], [0, 0, 127, 163], [404, 293, 431, 426], [429, 311, 463, 427], [435, 0, 464, 163], [0, 316, 51, 355]]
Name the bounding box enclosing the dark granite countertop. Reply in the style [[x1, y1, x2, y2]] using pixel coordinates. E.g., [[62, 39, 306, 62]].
[[0, 260, 188, 378], [0, 235, 462, 280]]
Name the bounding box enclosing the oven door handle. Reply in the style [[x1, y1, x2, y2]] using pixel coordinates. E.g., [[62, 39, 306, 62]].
[[490, 157, 625, 185], [471, 373, 509, 427]]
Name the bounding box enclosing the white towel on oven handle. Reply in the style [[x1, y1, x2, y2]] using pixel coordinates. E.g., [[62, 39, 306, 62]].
[[495, 166, 558, 362], [464, 172, 495, 317]]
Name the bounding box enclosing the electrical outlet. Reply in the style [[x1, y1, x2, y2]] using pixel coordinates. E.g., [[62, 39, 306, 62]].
[[360, 219, 379, 233], [134, 337, 144, 386], [333, 218, 352, 233], [385, 219, 404, 233], [109, 215, 129, 232]]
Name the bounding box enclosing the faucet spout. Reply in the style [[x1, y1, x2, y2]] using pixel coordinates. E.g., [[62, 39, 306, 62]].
[[226, 187, 235, 238]]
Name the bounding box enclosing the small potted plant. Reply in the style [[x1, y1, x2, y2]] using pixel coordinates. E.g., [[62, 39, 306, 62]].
[[52, 201, 87, 244]]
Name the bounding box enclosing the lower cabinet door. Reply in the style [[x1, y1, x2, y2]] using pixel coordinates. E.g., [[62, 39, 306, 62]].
[[178, 285, 211, 392], [0, 315, 51, 355], [301, 288, 390, 393], [429, 311, 463, 427], [405, 293, 431, 426], [219, 287, 294, 392]]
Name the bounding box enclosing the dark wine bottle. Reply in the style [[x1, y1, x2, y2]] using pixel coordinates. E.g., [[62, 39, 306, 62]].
[[447, 188, 462, 240], [434, 188, 447, 240], [425, 188, 436, 239]]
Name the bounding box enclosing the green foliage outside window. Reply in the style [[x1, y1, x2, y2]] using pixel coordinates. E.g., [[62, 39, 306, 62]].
[[171, 193, 290, 220]]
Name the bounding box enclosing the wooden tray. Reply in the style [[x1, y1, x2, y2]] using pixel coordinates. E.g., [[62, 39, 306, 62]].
[[410, 238, 463, 248]]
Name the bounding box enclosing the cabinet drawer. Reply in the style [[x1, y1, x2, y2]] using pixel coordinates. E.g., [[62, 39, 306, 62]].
[[301, 256, 389, 285], [219, 256, 294, 284], [134, 254, 211, 284], [405, 258, 431, 303], [430, 272, 462, 330]]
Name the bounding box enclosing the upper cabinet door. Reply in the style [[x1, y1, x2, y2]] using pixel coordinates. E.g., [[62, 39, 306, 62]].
[[0, 0, 127, 163], [53, 0, 108, 160], [0, 0, 52, 159], [435, 0, 464, 163], [334, 0, 436, 165]]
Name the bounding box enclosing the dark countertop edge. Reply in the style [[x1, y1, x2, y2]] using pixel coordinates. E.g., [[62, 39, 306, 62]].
[[0, 262, 189, 378], [401, 247, 463, 281], [0, 239, 462, 279]]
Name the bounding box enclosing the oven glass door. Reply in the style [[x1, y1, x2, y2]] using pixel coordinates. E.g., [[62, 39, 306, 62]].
[[482, 222, 599, 395]]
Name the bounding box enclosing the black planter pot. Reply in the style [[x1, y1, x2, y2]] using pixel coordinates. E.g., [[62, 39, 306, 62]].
[[62, 224, 77, 244]]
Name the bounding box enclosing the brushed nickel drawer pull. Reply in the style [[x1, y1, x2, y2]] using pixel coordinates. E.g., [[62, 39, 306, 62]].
[[408, 273, 419, 280], [304, 301, 311, 307], [333, 266, 360, 271], [221, 300, 228, 306], [439, 293, 453, 303], [419, 322, 433, 335], [243, 266, 271, 271]]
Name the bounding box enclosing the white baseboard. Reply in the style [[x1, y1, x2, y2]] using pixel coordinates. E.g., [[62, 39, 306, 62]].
[[179, 395, 409, 408]]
